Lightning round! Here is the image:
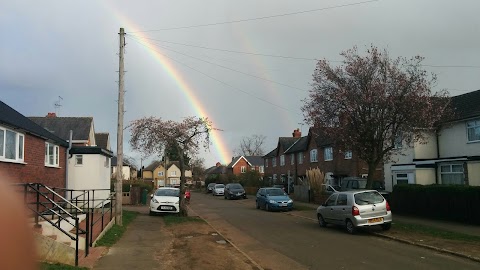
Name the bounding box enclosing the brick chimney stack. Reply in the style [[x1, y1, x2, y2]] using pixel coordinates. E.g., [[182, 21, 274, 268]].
[[216, 162, 221, 167], [292, 128, 301, 138], [46, 112, 57, 118]]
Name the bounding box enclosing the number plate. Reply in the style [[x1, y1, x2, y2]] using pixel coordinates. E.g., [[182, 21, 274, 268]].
[[279, 203, 287, 207], [368, 217, 383, 224], [160, 206, 171, 210]]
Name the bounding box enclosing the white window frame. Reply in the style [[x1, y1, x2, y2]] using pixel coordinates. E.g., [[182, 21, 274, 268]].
[[440, 164, 465, 185], [290, 154, 295, 165], [272, 157, 276, 167], [467, 119, 480, 142], [0, 126, 25, 163], [280, 155, 285, 166], [75, 155, 83, 166], [344, 150, 352, 160], [310, 149, 318, 162], [298, 152, 303, 164], [241, 166, 246, 173], [324, 147, 333, 161], [158, 171, 164, 176], [259, 166, 264, 173], [171, 171, 177, 176], [394, 133, 403, 149], [45, 142, 60, 167], [265, 159, 269, 167]]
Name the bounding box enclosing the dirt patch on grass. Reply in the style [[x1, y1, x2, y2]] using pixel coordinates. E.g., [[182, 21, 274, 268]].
[[163, 221, 257, 270], [377, 229, 480, 260]]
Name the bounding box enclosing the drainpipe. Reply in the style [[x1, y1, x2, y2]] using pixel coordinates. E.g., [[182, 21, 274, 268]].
[[65, 130, 73, 195]]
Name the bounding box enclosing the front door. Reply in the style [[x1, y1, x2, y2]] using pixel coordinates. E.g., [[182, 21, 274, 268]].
[[395, 172, 414, 185]]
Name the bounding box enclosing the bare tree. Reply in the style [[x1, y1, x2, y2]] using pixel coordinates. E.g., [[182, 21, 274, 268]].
[[234, 134, 266, 156], [129, 116, 214, 216], [302, 45, 451, 188]]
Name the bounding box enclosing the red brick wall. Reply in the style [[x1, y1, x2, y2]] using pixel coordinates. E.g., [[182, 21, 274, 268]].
[[0, 134, 66, 188], [232, 158, 250, 175]]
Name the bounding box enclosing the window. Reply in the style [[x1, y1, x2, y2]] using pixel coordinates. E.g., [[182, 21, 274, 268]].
[[324, 147, 333, 161], [273, 174, 277, 181], [344, 150, 352, 159], [272, 157, 276, 167], [325, 194, 338, 206], [440, 164, 464, 185], [337, 194, 348, 205], [45, 142, 59, 167], [280, 155, 285, 166], [171, 171, 177, 176], [310, 149, 318, 162], [298, 152, 303, 164], [241, 166, 246, 173], [394, 133, 403, 149], [75, 155, 83, 165], [158, 171, 164, 176], [395, 173, 411, 185], [259, 166, 264, 173], [467, 119, 480, 142], [0, 127, 24, 162], [290, 154, 295, 165], [265, 159, 269, 167], [251, 166, 255, 171]]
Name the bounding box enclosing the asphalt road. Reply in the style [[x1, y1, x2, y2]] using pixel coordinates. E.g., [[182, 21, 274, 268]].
[[190, 192, 480, 270]]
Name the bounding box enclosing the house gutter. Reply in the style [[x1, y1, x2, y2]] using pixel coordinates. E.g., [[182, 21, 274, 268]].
[[65, 130, 73, 193]]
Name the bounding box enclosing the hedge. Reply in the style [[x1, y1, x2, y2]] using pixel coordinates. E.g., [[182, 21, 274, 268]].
[[391, 184, 480, 225]]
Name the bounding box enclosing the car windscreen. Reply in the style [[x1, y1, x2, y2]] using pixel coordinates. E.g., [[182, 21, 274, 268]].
[[230, 184, 243, 189], [354, 191, 384, 205], [155, 189, 180, 197], [215, 184, 224, 188], [266, 188, 285, 196]]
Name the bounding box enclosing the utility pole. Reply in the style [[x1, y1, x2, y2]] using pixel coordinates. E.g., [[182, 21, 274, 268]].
[[115, 28, 125, 226]]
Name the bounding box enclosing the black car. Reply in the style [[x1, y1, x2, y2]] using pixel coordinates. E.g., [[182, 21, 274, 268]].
[[224, 183, 247, 200], [206, 183, 216, 193]]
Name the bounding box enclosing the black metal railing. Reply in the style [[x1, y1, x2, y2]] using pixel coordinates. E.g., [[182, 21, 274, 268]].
[[14, 183, 116, 266]]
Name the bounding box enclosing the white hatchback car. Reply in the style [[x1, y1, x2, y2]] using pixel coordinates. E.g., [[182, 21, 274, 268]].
[[316, 190, 392, 234], [150, 187, 180, 215], [212, 184, 225, 196]]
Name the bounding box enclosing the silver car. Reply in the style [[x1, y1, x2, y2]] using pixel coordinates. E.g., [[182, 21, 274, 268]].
[[212, 184, 225, 196], [316, 190, 392, 234]]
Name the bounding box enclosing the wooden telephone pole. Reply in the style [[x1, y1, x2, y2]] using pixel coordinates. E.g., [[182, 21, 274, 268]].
[[116, 28, 125, 226]]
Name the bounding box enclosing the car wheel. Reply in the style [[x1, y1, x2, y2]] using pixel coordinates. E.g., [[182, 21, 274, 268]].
[[317, 214, 327, 227], [265, 203, 270, 212], [381, 223, 392, 231], [256, 201, 260, 209], [346, 219, 356, 234]]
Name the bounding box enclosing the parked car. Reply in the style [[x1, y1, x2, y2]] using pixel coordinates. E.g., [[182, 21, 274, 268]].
[[212, 184, 225, 196], [149, 187, 180, 215], [206, 183, 216, 193], [256, 187, 293, 211], [316, 190, 392, 234], [224, 183, 247, 200], [338, 177, 390, 201]]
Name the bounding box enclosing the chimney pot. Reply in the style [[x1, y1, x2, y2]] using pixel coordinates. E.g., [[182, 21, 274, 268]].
[[46, 112, 57, 118], [292, 128, 301, 138]]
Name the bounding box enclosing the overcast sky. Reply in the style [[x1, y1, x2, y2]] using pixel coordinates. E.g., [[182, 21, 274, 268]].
[[1, 0, 479, 168]]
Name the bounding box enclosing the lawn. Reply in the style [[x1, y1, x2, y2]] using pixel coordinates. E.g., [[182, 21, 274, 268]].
[[392, 221, 480, 242], [95, 210, 138, 247], [163, 215, 205, 226]]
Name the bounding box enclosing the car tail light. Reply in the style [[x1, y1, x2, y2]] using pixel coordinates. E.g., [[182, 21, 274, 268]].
[[352, 206, 360, 216], [386, 201, 391, 211]]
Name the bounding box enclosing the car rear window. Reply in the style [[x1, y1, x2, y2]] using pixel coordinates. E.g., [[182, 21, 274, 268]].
[[354, 191, 384, 205]]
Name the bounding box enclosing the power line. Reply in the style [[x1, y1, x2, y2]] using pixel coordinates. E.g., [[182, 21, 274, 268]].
[[129, 37, 301, 115], [127, 35, 480, 69], [129, 35, 308, 92], [127, 0, 380, 33]]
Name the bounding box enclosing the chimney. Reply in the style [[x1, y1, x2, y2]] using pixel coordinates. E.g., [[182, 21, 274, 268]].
[[216, 162, 221, 167], [292, 128, 301, 138], [46, 112, 57, 118]]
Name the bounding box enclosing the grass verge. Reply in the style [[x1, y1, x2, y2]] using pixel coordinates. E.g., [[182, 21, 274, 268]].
[[95, 210, 138, 247], [392, 221, 480, 242], [40, 262, 87, 270], [163, 215, 205, 226]]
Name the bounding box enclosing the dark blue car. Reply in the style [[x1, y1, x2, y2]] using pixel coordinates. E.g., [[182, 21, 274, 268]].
[[256, 187, 293, 211]]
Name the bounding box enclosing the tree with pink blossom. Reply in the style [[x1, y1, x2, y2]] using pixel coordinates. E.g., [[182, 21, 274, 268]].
[[302, 46, 451, 188]]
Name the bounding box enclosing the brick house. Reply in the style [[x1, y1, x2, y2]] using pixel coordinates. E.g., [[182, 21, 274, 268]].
[[0, 100, 68, 188], [264, 128, 383, 188], [227, 156, 265, 176]]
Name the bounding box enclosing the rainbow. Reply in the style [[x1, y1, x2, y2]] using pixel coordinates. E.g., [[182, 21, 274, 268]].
[[110, 12, 231, 164]]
